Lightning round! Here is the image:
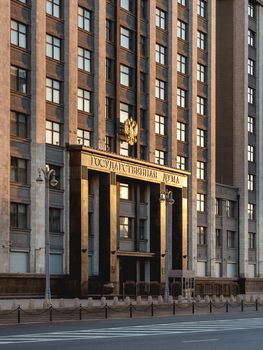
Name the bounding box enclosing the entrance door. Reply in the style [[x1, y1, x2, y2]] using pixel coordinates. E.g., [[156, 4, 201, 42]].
[[119, 257, 137, 295]]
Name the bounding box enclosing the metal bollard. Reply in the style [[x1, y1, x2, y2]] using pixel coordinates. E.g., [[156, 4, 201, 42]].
[[49, 305, 53, 322], [210, 300, 212, 313], [256, 299, 258, 312], [105, 304, 108, 319], [17, 305, 21, 324], [151, 302, 154, 317], [129, 303, 133, 318], [79, 304, 82, 321], [241, 299, 244, 312], [173, 301, 175, 316], [226, 300, 229, 313], [192, 301, 195, 314]]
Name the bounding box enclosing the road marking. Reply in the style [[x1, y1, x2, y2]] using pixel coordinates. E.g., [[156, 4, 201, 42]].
[[182, 338, 219, 343], [0, 317, 263, 345]]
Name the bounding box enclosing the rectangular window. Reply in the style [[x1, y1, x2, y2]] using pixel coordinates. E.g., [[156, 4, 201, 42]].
[[78, 47, 91, 72], [10, 252, 29, 273], [78, 7, 91, 32], [249, 232, 256, 249], [197, 193, 205, 212], [105, 136, 115, 152], [248, 174, 255, 191], [155, 149, 165, 165], [248, 3, 254, 18], [197, 128, 205, 147], [120, 64, 132, 87], [177, 155, 186, 170], [216, 229, 222, 247], [77, 129, 91, 147], [140, 72, 147, 93], [248, 29, 255, 47], [177, 54, 187, 74], [120, 0, 133, 11], [178, 0, 186, 6], [156, 8, 166, 30], [46, 78, 60, 104], [106, 19, 114, 42], [140, 145, 147, 160], [140, 109, 146, 129], [120, 217, 132, 238], [78, 88, 91, 112], [248, 87, 255, 104], [177, 121, 186, 142], [120, 141, 129, 156], [105, 97, 114, 119], [156, 43, 166, 65], [197, 63, 206, 82], [46, 34, 61, 60], [11, 66, 27, 94], [106, 58, 114, 81], [197, 226, 206, 245], [120, 183, 129, 200], [10, 203, 27, 229], [155, 79, 166, 100], [139, 219, 146, 240], [46, 0, 60, 18], [248, 58, 255, 76], [216, 198, 222, 216], [248, 116, 254, 133], [120, 26, 132, 50], [197, 31, 205, 50], [197, 0, 206, 17], [46, 120, 61, 146], [197, 96, 205, 115], [141, 0, 147, 19], [177, 88, 187, 108], [11, 157, 27, 184], [49, 208, 61, 233], [177, 20, 187, 40], [11, 112, 28, 138], [227, 231, 235, 248], [120, 102, 131, 123], [155, 114, 165, 135], [140, 35, 146, 56], [11, 20, 26, 48], [226, 200, 235, 217], [197, 160, 205, 180], [248, 203, 255, 220], [248, 145, 255, 162]]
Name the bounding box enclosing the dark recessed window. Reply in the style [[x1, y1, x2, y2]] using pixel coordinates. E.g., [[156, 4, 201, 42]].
[[11, 157, 27, 184], [11, 112, 28, 138], [10, 203, 28, 229], [11, 66, 27, 94]]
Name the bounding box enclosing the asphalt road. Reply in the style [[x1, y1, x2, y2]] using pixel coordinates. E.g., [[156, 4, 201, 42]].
[[1, 312, 263, 349]]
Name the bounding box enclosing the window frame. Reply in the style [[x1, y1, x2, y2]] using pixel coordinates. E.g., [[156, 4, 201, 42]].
[[11, 20, 27, 49]]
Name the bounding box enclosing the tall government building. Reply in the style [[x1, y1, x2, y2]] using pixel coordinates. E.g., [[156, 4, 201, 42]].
[[0, 0, 262, 296]]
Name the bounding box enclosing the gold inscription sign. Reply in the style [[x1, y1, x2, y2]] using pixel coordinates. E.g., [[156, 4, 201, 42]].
[[84, 154, 186, 187]]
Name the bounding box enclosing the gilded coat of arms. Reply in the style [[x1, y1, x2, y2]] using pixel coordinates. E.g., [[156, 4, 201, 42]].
[[124, 117, 138, 146]]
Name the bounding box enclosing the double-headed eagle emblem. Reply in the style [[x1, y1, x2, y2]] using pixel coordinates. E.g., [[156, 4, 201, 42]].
[[124, 117, 138, 146]]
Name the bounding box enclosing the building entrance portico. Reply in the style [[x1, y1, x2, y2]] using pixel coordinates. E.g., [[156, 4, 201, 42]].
[[69, 146, 188, 296]]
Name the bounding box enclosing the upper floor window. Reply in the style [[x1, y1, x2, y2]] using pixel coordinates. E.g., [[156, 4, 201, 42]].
[[155, 79, 166, 100], [197, 160, 205, 180], [177, 20, 187, 40], [11, 20, 26, 49], [226, 200, 235, 217], [248, 145, 255, 162], [248, 29, 255, 47], [49, 208, 61, 233], [11, 112, 28, 139], [249, 232, 256, 249], [105, 97, 114, 120], [105, 136, 115, 153], [197, 63, 206, 82], [140, 35, 146, 56], [46, 120, 61, 146], [10, 203, 28, 229], [178, 0, 186, 6], [78, 7, 91, 32], [216, 198, 222, 216], [248, 58, 255, 76], [155, 149, 165, 165], [248, 3, 255, 18], [248, 87, 255, 104], [248, 116, 254, 133], [140, 0, 147, 19], [120, 217, 132, 239], [120, 141, 129, 156], [227, 231, 235, 248], [177, 121, 186, 142], [177, 88, 187, 108], [11, 66, 27, 94], [197, 226, 206, 245], [106, 19, 114, 42], [197, 31, 205, 50], [77, 129, 91, 147], [11, 157, 27, 184], [216, 229, 222, 247], [248, 203, 255, 220], [46, 78, 61, 104], [120, 27, 132, 50], [155, 114, 165, 135], [120, 0, 133, 11], [120, 183, 129, 200], [248, 174, 255, 191], [156, 43, 166, 65], [78, 88, 91, 113], [177, 54, 187, 74], [46, 0, 60, 18], [197, 0, 206, 17], [140, 72, 147, 93], [106, 58, 114, 81], [78, 47, 91, 72], [177, 155, 186, 170], [156, 8, 166, 30], [46, 34, 61, 61], [197, 96, 205, 115], [197, 128, 205, 147], [120, 64, 132, 87], [197, 193, 205, 212], [120, 102, 132, 123]]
